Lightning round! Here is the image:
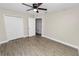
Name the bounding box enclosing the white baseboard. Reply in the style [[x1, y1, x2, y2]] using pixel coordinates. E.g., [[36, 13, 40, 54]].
[[0, 40, 9, 45], [0, 34, 34, 45], [28, 35, 35, 37], [0, 35, 29, 45], [23, 35, 29, 38], [0, 35, 79, 50], [42, 35, 79, 50]]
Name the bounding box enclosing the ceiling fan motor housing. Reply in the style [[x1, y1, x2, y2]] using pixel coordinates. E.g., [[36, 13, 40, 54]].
[[33, 3, 38, 9]]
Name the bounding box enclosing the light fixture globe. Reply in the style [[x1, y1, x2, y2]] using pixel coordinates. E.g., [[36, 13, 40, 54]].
[[33, 9, 37, 11]]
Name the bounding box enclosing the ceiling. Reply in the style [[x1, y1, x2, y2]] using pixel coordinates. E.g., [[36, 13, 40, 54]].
[[0, 3, 79, 14]]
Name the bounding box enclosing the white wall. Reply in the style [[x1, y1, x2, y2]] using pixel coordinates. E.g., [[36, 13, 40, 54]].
[[43, 8, 79, 49], [28, 17, 35, 36], [0, 8, 29, 43], [0, 11, 7, 42]]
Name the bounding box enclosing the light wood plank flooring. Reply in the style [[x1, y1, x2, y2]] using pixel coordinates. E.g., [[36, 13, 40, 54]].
[[0, 36, 78, 56]]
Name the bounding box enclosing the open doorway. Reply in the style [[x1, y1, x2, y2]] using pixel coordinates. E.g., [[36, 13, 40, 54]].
[[35, 18, 42, 36]]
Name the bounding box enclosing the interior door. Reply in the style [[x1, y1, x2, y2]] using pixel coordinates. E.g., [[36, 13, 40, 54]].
[[36, 19, 42, 35], [4, 16, 24, 40], [28, 17, 35, 36]]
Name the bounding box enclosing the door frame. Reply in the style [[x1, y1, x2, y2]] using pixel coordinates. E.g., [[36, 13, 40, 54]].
[[35, 18, 42, 36]]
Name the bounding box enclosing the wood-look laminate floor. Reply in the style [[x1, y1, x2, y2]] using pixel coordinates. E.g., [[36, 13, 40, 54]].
[[0, 36, 78, 56]]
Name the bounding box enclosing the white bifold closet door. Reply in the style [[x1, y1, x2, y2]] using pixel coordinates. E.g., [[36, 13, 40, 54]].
[[4, 16, 24, 40]]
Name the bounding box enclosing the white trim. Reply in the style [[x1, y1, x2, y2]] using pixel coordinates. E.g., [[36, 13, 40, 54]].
[[0, 35, 29, 45], [0, 40, 9, 45], [42, 35, 79, 50], [28, 35, 35, 37], [23, 35, 29, 37], [0, 35, 78, 50]]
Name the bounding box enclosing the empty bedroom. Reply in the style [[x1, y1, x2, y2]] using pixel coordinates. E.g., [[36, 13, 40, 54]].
[[0, 3, 79, 56]]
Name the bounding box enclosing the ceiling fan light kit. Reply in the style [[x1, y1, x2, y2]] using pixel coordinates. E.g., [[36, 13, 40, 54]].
[[33, 9, 37, 11]]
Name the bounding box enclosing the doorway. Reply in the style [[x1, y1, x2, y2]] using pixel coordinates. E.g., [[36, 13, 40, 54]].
[[36, 18, 42, 36]]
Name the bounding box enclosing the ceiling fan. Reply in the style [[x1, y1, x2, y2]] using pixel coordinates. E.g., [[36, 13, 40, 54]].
[[22, 3, 47, 13]]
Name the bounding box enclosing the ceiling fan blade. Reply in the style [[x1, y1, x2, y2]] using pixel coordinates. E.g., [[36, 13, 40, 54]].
[[38, 8, 47, 11], [38, 3, 42, 7], [22, 3, 32, 7], [27, 9, 33, 11]]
